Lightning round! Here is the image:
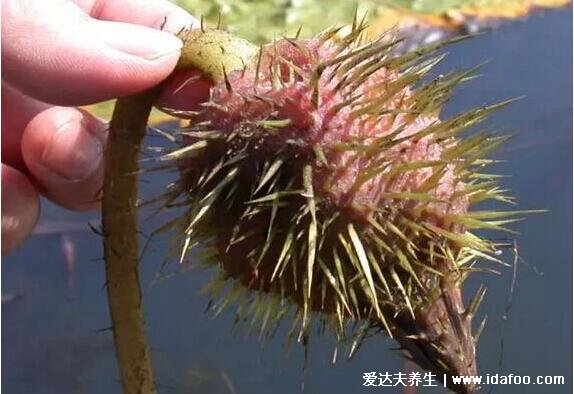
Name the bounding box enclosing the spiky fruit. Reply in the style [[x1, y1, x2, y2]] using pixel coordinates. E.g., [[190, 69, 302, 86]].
[[156, 23, 529, 393]]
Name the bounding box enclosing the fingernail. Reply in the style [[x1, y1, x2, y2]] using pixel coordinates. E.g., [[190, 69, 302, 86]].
[[104, 24, 183, 60], [41, 120, 103, 182]]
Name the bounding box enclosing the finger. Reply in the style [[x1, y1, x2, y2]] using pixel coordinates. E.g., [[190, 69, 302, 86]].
[[1, 164, 40, 254], [2, 0, 188, 105], [21, 107, 107, 211], [156, 68, 214, 117], [2, 82, 51, 172], [83, 0, 198, 34]]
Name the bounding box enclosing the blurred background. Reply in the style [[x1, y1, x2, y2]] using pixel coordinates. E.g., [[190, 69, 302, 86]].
[[3, 1, 572, 393]]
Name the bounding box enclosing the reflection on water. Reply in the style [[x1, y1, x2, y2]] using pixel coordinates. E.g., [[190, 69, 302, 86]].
[[3, 9, 572, 394]]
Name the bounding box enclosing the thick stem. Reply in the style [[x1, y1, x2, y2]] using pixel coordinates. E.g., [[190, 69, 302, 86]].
[[103, 90, 159, 394]]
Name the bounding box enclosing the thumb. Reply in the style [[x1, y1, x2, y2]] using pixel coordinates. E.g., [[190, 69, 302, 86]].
[[2, 0, 183, 106]]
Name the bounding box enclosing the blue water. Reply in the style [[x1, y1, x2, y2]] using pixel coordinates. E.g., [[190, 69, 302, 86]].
[[3, 9, 572, 394]]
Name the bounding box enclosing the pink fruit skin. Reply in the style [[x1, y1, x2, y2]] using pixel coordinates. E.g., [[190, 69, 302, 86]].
[[184, 38, 469, 227], [171, 36, 483, 393]]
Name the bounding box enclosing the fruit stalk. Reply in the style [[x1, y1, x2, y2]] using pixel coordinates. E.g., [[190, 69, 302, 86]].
[[103, 89, 159, 394]]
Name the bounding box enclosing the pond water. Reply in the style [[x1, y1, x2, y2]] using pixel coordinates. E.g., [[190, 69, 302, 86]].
[[2, 8, 572, 394]]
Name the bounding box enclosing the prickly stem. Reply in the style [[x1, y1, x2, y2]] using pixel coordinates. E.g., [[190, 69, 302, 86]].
[[103, 90, 159, 394]]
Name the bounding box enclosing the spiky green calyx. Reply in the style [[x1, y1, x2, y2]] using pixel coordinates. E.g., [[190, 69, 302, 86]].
[[154, 23, 534, 393]]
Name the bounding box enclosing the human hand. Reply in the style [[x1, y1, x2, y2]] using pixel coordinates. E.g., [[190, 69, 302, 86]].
[[2, 0, 198, 254]]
